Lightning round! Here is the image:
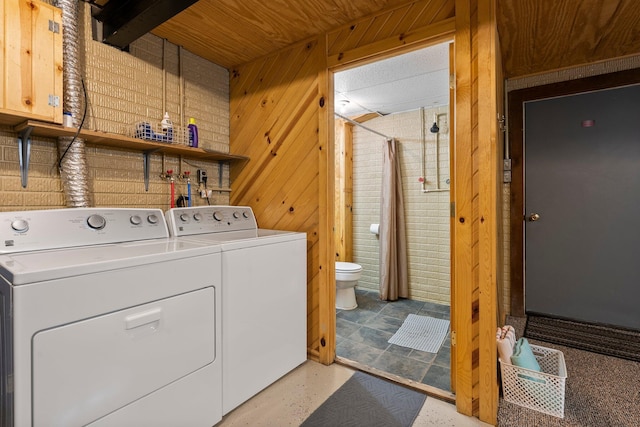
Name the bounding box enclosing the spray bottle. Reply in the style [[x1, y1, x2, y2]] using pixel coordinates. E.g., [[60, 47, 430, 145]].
[[188, 117, 199, 148]]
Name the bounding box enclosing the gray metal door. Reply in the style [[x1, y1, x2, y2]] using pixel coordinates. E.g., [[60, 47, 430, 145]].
[[524, 84, 640, 330]]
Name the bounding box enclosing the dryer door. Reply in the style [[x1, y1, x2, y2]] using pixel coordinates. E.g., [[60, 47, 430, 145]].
[[32, 287, 215, 427]]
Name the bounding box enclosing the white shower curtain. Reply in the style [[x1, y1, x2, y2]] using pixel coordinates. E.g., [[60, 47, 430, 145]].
[[379, 138, 408, 300]]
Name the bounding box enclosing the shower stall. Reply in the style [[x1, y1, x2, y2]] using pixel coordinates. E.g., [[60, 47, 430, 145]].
[[335, 107, 451, 306], [333, 106, 454, 392]]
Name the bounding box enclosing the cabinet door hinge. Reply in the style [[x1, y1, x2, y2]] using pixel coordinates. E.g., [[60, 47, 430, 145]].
[[450, 201, 455, 218], [48, 95, 60, 107], [48, 20, 60, 34], [451, 330, 456, 347]]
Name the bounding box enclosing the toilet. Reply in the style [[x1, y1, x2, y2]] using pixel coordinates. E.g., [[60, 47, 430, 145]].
[[335, 261, 363, 310]]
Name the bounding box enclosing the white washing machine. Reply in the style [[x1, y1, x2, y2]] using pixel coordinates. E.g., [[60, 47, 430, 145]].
[[0, 208, 222, 427], [165, 206, 307, 415]]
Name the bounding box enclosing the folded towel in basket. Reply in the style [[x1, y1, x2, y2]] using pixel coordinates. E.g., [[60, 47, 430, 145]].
[[511, 337, 541, 372]]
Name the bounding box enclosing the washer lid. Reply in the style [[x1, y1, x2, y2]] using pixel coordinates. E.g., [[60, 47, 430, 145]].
[[0, 239, 219, 285], [336, 262, 362, 272]]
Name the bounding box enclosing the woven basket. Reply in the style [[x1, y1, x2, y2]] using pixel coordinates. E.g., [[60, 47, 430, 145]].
[[500, 344, 567, 418]]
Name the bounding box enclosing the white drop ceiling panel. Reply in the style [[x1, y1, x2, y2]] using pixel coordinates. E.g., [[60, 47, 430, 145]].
[[335, 41, 450, 117]]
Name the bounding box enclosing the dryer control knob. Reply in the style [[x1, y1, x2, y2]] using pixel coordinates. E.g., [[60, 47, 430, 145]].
[[180, 214, 190, 222], [233, 211, 240, 219], [193, 213, 203, 221], [130, 215, 142, 225], [87, 214, 106, 230], [242, 211, 249, 219], [11, 219, 29, 233], [213, 211, 223, 221], [147, 214, 159, 224]]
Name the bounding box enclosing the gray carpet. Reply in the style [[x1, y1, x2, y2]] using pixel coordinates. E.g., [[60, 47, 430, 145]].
[[300, 371, 427, 427], [499, 317, 640, 426]]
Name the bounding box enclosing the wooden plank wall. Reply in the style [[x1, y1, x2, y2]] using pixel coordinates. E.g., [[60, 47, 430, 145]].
[[453, 0, 476, 416], [454, 0, 500, 422], [327, 0, 455, 67], [477, 0, 501, 423], [334, 119, 354, 262], [230, 0, 501, 422], [229, 38, 331, 361]]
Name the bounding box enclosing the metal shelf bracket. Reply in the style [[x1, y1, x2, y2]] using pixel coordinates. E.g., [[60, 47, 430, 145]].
[[18, 126, 34, 188], [143, 149, 160, 191], [218, 160, 226, 188]]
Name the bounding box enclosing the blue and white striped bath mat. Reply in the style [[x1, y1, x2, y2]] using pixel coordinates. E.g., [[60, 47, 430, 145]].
[[388, 314, 450, 353]]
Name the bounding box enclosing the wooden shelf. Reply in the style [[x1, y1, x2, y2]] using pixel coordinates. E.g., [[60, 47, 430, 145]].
[[13, 120, 249, 190], [14, 120, 249, 163]]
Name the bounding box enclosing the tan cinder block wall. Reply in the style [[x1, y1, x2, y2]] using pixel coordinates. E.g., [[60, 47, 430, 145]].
[[0, 2, 230, 212], [352, 106, 450, 305]]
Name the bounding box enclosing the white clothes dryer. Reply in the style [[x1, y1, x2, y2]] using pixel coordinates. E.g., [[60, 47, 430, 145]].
[[165, 206, 307, 415], [0, 208, 222, 427]]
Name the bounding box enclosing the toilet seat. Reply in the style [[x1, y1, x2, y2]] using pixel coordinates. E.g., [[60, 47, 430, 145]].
[[336, 261, 362, 271], [336, 261, 362, 273], [336, 262, 362, 282]]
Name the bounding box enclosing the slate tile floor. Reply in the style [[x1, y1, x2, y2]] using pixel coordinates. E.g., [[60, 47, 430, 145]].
[[336, 288, 452, 391]]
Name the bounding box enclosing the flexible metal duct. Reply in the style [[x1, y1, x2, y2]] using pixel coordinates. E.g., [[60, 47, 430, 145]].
[[57, 0, 92, 207]]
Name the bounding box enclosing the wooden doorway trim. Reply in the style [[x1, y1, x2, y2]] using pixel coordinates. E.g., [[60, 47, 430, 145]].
[[508, 68, 640, 316]]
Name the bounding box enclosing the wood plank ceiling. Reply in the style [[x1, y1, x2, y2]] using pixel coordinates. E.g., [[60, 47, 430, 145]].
[[497, 0, 640, 78], [152, 0, 413, 69], [149, 0, 640, 77]]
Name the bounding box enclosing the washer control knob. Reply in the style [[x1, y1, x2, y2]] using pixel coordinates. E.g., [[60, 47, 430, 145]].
[[193, 213, 203, 221], [242, 211, 249, 219], [147, 214, 159, 224], [11, 219, 29, 233], [180, 214, 190, 222], [87, 214, 106, 230], [233, 211, 240, 219], [130, 215, 142, 225], [213, 211, 223, 221]]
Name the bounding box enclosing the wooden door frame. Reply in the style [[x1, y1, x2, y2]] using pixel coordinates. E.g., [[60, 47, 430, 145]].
[[329, 36, 456, 391], [508, 69, 640, 316]]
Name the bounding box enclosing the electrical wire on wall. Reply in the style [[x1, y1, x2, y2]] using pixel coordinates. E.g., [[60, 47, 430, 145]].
[[57, 0, 92, 207], [56, 77, 88, 172]]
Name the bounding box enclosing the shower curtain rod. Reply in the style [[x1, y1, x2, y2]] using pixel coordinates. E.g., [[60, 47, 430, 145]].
[[334, 112, 391, 140]]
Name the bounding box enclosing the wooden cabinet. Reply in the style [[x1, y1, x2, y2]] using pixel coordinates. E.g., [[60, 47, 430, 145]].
[[1, 0, 63, 125]]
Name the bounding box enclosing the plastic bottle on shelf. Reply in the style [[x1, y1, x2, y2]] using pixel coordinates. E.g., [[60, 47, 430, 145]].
[[160, 112, 173, 142], [188, 117, 199, 148], [63, 111, 73, 128]]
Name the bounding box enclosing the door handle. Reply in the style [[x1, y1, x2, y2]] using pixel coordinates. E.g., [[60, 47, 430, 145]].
[[527, 213, 541, 222]]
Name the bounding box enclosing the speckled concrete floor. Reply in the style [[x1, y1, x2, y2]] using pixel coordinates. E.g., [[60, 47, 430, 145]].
[[216, 360, 490, 427]]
